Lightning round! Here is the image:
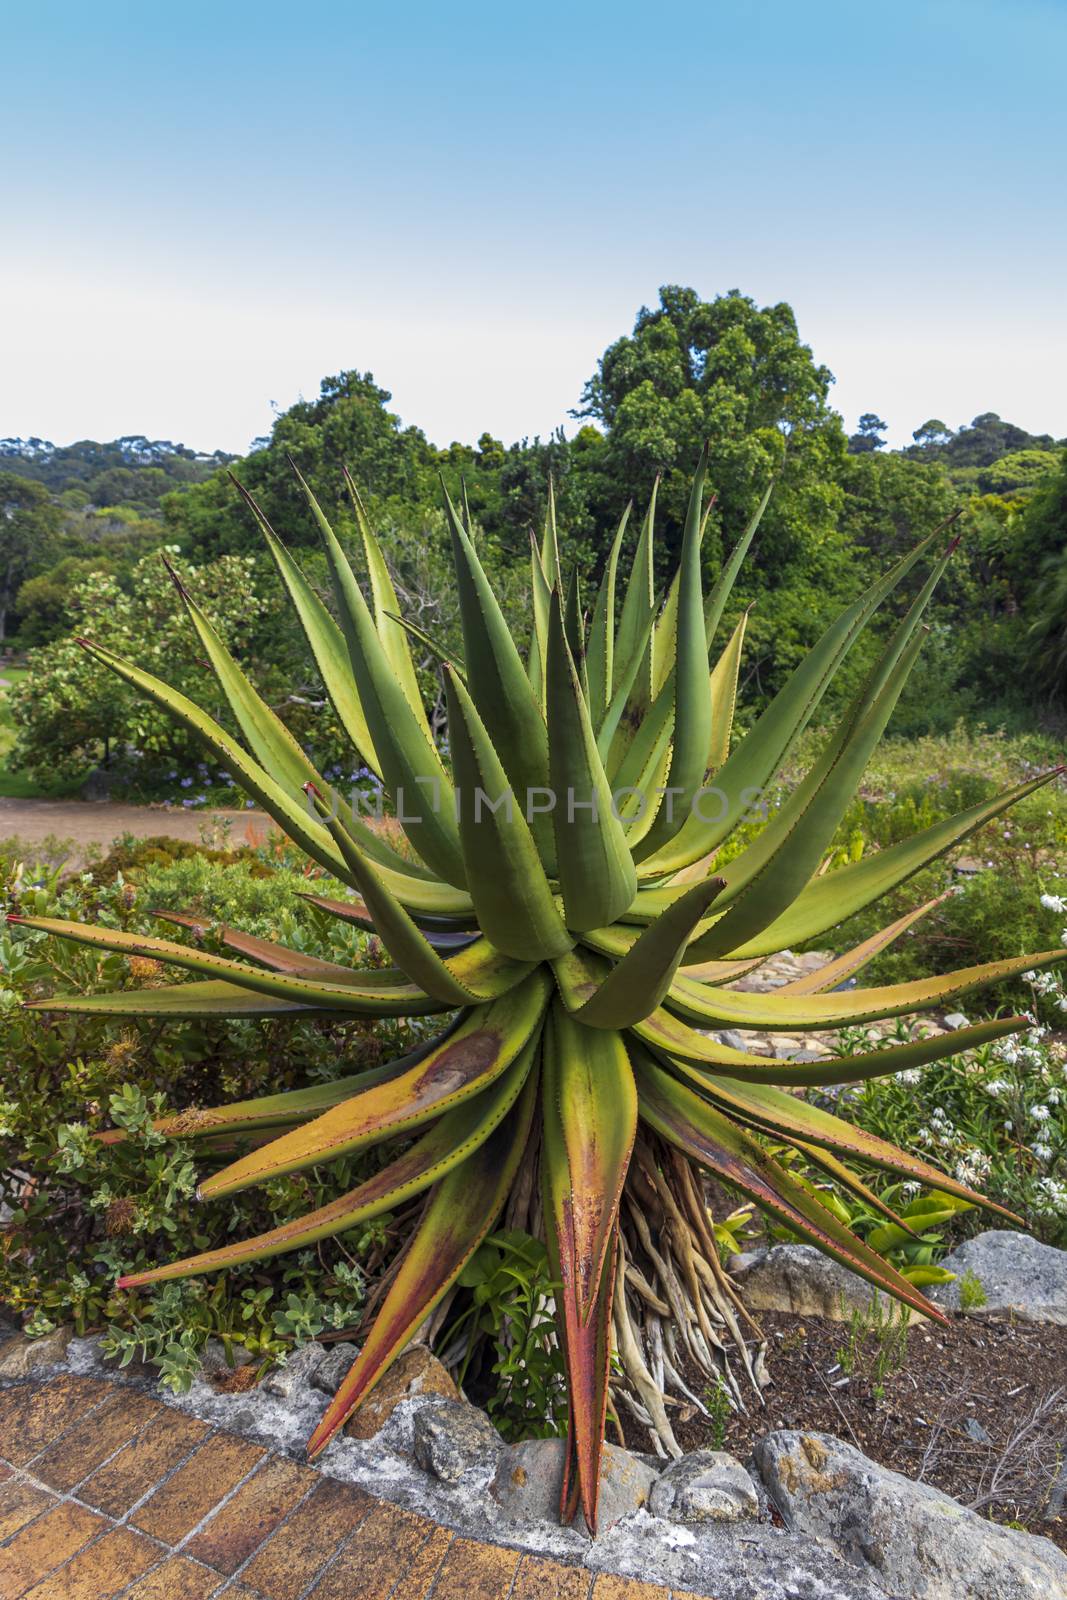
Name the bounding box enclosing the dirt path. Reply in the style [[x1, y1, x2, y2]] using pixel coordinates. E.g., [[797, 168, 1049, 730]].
[[0, 798, 273, 863]]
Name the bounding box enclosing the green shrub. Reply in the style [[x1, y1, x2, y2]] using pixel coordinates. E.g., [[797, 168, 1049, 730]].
[[0, 846, 435, 1387], [790, 729, 1067, 1005], [826, 1010, 1067, 1248]]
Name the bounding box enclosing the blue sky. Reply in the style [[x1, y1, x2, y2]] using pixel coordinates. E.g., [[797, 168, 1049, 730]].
[[2, 0, 1064, 454]]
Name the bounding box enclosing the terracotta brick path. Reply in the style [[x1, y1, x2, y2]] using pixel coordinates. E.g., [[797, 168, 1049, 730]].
[[0, 1374, 712, 1599]]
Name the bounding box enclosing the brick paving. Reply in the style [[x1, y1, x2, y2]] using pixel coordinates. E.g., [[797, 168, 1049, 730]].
[[0, 1373, 716, 1600]]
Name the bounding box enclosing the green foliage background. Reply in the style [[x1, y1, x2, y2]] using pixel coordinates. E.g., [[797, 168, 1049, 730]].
[[4, 284, 1064, 798]]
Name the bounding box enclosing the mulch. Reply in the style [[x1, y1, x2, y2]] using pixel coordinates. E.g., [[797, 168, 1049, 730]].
[[631, 1311, 1067, 1552]]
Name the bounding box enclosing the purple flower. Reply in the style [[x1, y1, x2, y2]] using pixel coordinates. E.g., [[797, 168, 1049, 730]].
[[180, 777, 193, 788]]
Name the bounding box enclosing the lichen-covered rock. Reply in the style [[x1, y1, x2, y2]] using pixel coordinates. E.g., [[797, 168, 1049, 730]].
[[491, 1438, 656, 1532], [755, 1430, 1067, 1600], [0, 1326, 72, 1376], [588, 1512, 892, 1600], [728, 1244, 918, 1321], [263, 1342, 326, 1399], [412, 1398, 502, 1483], [311, 1341, 360, 1395], [929, 1232, 1067, 1325], [343, 1345, 457, 1440], [649, 1449, 759, 1523]]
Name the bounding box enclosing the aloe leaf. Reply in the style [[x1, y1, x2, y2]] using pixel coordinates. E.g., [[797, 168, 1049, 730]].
[[663, 947, 1065, 1033], [541, 478, 563, 587], [442, 486, 553, 861], [586, 504, 630, 718], [342, 467, 428, 730], [788, 1142, 922, 1240], [613, 480, 657, 704], [571, 879, 724, 1028], [685, 627, 929, 959], [27, 978, 328, 1019], [445, 667, 572, 960], [707, 608, 750, 772], [161, 555, 324, 806], [306, 1063, 539, 1457], [11, 915, 444, 1017], [387, 611, 465, 678], [117, 1037, 537, 1286], [596, 609, 657, 762], [634, 446, 711, 857], [198, 970, 549, 1198], [307, 786, 532, 1003], [703, 477, 773, 651], [544, 1002, 636, 1322], [75, 639, 355, 882], [633, 1005, 1028, 1087], [777, 895, 951, 994], [563, 566, 588, 694], [688, 542, 952, 955], [634, 1054, 942, 1322], [546, 593, 638, 930], [641, 516, 958, 875], [527, 531, 553, 706], [674, 1069, 1019, 1219], [542, 1019, 625, 1531], [232, 478, 380, 772], [292, 465, 464, 886], [297, 890, 478, 940], [727, 766, 1065, 956], [150, 911, 366, 982]]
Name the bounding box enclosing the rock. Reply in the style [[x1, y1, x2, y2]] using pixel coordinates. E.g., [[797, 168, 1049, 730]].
[[491, 1438, 657, 1532], [755, 1430, 1067, 1600], [929, 1231, 1067, 1325], [343, 1345, 457, 1440], [588, 1513, 891, 1600], [0, 1326, 72, 1376], [196, 1338, 255, 1382], [728, 1244, 918, 1322], [716, 1029, 750, 1054], [943, 1012, 969, 1030], [649, 1450, 759, 1523], [412, 1398, 502, 1483], [263, 1342, 326, 1399], [962, 1416, 993, 1446], [311, 1341, 360, 1395]]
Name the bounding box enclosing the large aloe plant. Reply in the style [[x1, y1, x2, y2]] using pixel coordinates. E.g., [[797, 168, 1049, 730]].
[[15, 454, 1064, 1530]]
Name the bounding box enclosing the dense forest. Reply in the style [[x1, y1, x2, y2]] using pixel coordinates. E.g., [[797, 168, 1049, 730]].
[[3, 286, 1065, 791]]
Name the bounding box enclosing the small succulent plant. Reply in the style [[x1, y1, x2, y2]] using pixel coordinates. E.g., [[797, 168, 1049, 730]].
[[16, 452, 1063, 1529]]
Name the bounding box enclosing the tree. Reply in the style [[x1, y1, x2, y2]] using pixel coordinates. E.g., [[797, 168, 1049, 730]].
[[0, 474, 61, 642], [911, 418, 953, 450], [847, 414, 889, 454], [570, 286, 854, 702], [8, 551, 272, 783], [162, 371, 441, 559]]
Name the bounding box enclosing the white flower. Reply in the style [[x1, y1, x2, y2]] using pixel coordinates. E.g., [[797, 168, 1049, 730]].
[[1061, 928, 1067, 948], [898, 1068, 921, 1086], [1031, 1104, 1051, 1122], [984, 1078, 1010, 1097], [1032, 1142, 1053, 1163], [1040, 893, 1067, 914]]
